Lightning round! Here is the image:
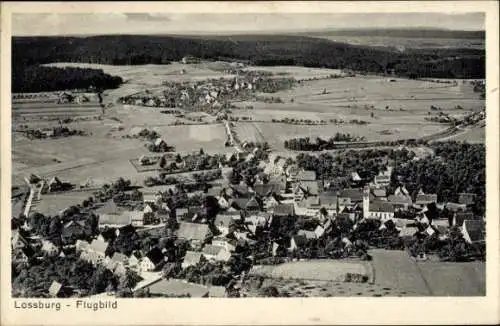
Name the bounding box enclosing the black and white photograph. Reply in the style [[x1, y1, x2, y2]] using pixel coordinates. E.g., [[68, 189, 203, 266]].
[[2, 1, 498, 325]]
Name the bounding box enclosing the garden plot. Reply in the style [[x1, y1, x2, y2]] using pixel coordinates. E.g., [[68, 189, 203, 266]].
[[33, 191, 95, 216]]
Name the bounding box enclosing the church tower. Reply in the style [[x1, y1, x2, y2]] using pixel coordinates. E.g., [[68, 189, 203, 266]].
[[363, 185, 370, 219]]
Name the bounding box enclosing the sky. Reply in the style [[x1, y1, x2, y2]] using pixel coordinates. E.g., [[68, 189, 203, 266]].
[[12, 12, 485, 36]]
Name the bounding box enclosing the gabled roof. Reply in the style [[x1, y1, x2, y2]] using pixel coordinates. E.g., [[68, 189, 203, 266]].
[[48, 281, 63, 297], [297, 196, 320, 208], [295, 181, 320, 196], [111, 252, 128, 264], [146, 279, 209, 297], [272, 203, 294, 216], [63, 220, 86, 229], [145, 247, 165, 266], [369, 201, 395, 213], [318, 194, 338, 207], [96, 200, 122, 215], [177, 222, 210, 242], [371, 188, 387, 198], [252, 183, 280, 197], [291, 234, 308, 247], [297, 229, 317, 240], [229, 184, 251, 196], [214, 214, 235, 228], [183, 251, 202, 265], [454, 212, 476, 226], [338, 188, 364, 202], [99, 212, 132, 226], [415, 194, 437, 204], [463, 220, 485, 243], [202, 244, 224, 256], [458, 193, 475, 205], [387, 195, 413, 205], [297, 170, 317, 181], [89, 239, 108, 254]]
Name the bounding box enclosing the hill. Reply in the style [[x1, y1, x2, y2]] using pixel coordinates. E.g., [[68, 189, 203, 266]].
[[12, 34, 485, 92]]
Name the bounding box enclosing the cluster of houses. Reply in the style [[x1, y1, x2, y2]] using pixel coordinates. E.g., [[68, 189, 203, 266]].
[[118, 70, 278, 110]]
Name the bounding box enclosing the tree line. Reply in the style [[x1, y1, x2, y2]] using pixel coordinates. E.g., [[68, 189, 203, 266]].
[[12, 65, 123, 93], [13, 35, 485, 79], [284, 134, 366, 151]]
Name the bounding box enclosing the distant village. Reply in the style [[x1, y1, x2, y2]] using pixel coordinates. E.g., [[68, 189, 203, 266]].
[[11, 140, 485, 298]]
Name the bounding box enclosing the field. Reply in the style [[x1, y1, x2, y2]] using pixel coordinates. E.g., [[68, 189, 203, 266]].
[[370, 249, 485, 296], [249, 260, 371, 282], [12, 63, 484, 189], [33, 191, 95, 216]]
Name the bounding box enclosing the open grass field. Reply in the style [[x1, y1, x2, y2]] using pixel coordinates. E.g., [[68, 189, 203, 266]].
[[234, 122, 446, 151], [248, 278, 415, 297], [369, 249, 485, 296], [33, 191, 95, 216], [249, 260, 371, 282]]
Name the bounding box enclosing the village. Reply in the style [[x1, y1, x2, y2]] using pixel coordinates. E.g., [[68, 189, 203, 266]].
[[11, 133, 486, 297]]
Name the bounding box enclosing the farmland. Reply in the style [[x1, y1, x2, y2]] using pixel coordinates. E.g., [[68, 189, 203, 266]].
[[12, 62, 484, 189]]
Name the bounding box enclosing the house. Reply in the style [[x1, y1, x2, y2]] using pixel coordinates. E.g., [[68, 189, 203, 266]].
[[311, 225, 324, 238], [285, 165, 301, 181], [81, 238, 108, 265], [175, 208, 189, 221], [153, 138, 166, 148], [461, 220, 485, 244], [373, 175, 391, 187], [214, 214, 236, 236], [296, 170, 317, 182], [371, 188, 387, 200], [269, 175, 287, 194], [263, 193, 282, 211], [365, 201, 395, 221], [295, 196, 321, 217], [202, 245, 226, 261], [289, 235, 308, 252], [141, 247, 165, 272], [61, 220, 89, 244], [293, 181, 320, 202], [75, 239, 90, 252], [338, 188, 365, 204], [129, 210, 145, 227], [252, 183, 281, 198], [41, 240, 60, 257], [452, 212, 476, 227], [145, 279, 210, 297], [128, 251, 142, 271], [212, 238, 237, 253], [399, 226, 419, 240], [98, 212, 132, 228], [177, 222, 211, 246], [229, 196, 262, 212], [415, 193, 438, 206], [458, 193, 475, 206], [441, 202, 468, 213], [324, 176, 350, 191], [387, 194, 413, 207], [143, 193, 158, 204], [297, 229, 317, 241], [11, 230, 29, 250], [350, 172, 362, 183], [48, 281, 64, 298], [182, 251, 203, 269], [272, 203, 295, 217]]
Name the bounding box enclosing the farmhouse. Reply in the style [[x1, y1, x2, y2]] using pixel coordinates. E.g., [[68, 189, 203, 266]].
[[415, 192, 438, 206], [182, 251, 203, 269], [177, 222, 211, 246], [214, 214, 236, 236], [296, 170, 317, 182], [61, 220, 90, 244], [80, 238, 108, 266], [458, 193, 476, 206], [145, 279, 210, 298], [461, 220, 485, 244], [293, 181, 321, 202], [141, 247, 165, 272]]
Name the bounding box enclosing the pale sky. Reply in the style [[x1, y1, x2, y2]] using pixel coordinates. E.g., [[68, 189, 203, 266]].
[[12, 13, 485, 36]]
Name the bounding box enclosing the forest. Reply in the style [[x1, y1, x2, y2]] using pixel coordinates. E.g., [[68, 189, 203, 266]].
[[12, 65, 123, 93], [391, 141, 485, 215], [13, 35, 485, 79]]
